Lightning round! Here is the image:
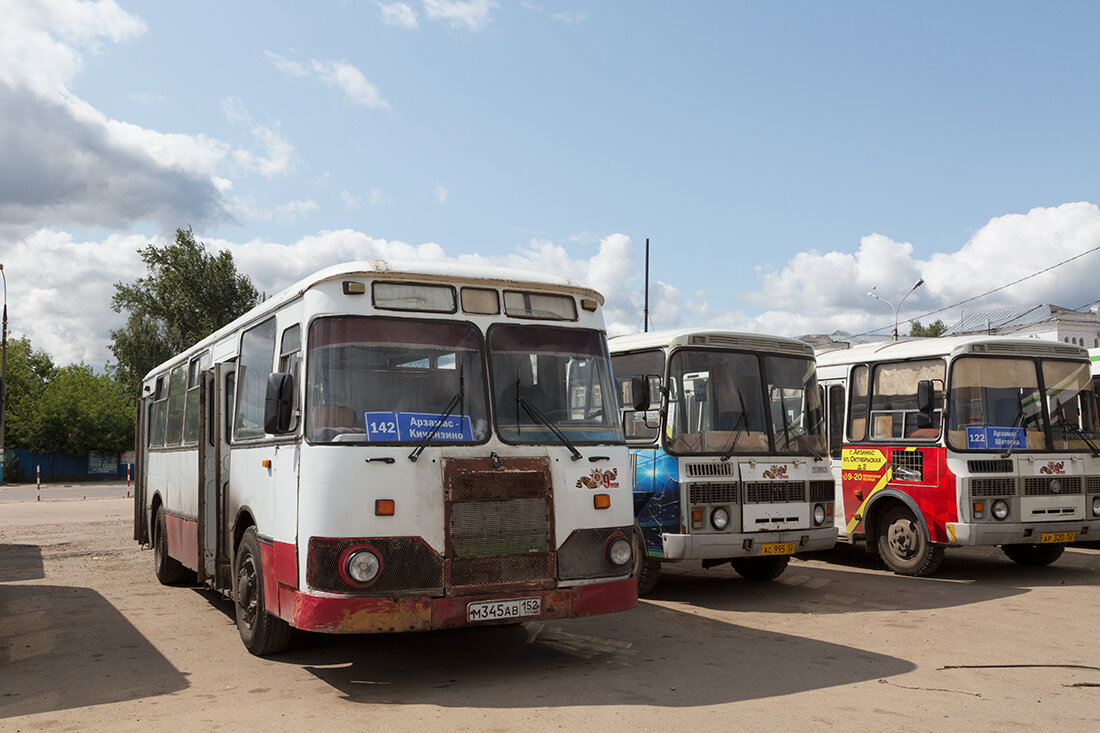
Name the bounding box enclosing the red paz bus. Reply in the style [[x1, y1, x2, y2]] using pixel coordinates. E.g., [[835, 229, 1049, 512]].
[[816, 336, 1100, 576], [133, 261, 636, 655]]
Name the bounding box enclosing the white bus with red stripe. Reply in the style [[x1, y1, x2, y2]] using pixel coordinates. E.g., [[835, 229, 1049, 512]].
[[816, 336, 1100, 576], [133, 261, 636, 655]]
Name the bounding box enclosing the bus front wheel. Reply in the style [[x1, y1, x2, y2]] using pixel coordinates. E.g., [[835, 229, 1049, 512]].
[[731, 555, 789, 581], [1001, 543, 1065, 567], [234, 527, 291, 656], [876, 506, 944, 576]]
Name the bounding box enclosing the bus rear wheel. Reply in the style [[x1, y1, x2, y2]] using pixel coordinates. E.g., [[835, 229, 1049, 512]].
[[731, 555, 789, 581], [1001, 543, 1065, 567], [633, 525, 661, 596], [153, 508, 188, 586], [876, 506, 944, 576], [234, 527, 291, 656]]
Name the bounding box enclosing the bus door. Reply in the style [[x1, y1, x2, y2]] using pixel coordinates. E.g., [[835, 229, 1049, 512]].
[[133, 397, 150, 544], [197, 370, 217, 584], [213, 362, 236, 591]]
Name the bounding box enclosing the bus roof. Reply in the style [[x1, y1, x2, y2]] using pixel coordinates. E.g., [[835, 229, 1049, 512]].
[[609, 328, 813, 357], [142, 259, 605, 381], [815, 335, 1087, 367]]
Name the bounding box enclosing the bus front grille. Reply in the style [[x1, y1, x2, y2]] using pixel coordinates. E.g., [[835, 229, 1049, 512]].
[[744, 481, 806, 503], [1023, 476, 1082, 496], [443, 457, 555, 593]]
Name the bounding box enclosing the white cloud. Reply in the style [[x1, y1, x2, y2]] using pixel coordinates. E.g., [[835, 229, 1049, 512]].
[[551, 10, 587, 24], [276, 199, 319, 222], [221, 100, 297, 178], [10, 203, 1100, 369], [434, 184, 449, 204], [265, 52, 389, 110], [379, 2, 419, 29], [422, 0, 498, 32]]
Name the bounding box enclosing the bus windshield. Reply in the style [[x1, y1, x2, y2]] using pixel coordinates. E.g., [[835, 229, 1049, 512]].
[[666, 349, 825, 455], [489, 325, 622, 444], [306, 316, 489, 444], [947, 356, 1100, 452]]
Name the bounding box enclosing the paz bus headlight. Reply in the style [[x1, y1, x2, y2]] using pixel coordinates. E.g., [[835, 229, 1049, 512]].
[[345, 548, 382, 584], [710, 507, 730, 531], [813, 504, 827, 526], [1092, 496, 1100, 517], [605, 535, 632, 567], [992, 500, 1009, 521]]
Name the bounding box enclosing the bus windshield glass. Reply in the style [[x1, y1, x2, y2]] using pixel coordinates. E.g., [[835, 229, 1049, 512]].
[[947, 357, 1100, 452], [489, 326, 621, 444], [306, 317, 489, 444], [666, 349, 824, 455]]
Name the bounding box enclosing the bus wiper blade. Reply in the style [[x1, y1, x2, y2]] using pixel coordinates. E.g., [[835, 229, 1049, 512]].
[[1058, 420, 1100, 457], [408, 368, 465, 462], [999, 409, 1027, 460], [719, 412, 747, 462], [520, 393, 583, 461]]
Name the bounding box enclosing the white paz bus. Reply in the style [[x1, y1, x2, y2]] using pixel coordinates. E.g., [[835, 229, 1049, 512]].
[[133, 261, 637, 655], [817, 336, 1100, 576], [609, 329, 837, 593]]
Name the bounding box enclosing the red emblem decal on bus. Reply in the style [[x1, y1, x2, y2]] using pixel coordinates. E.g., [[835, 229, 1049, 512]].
[[762, 465, 789, 480], [1039, 461, 1066, 475], [576, 468, 619, 489]]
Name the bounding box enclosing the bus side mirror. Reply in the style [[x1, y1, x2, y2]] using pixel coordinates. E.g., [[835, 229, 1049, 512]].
[[916, 380, 934, 428], [627, 376, 648, 411], [264, 372, 294, 435]]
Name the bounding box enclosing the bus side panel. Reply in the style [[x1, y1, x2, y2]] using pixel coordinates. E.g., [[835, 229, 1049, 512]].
[[634, 448, 679, 558], [840, 445, 957, 541]]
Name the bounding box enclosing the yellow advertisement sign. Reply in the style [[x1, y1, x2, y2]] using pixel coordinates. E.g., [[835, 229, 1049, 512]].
[[841, 447, 887, 472]]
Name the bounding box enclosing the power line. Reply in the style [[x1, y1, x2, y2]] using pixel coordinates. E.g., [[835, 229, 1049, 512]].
[[855, 242, 1100, 337]]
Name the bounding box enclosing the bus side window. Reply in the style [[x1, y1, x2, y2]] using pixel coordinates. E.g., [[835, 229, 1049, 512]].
[[149, 375, 168, 447], [828, 384, 845, 458], [848, 365, 869, 441], [279, 324, 302, 431], [165, 365, 188, 445], [235, 318, 277, 440]]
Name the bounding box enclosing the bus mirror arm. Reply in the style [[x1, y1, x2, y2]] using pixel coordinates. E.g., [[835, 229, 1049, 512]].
[[263, 372, 295, 435]]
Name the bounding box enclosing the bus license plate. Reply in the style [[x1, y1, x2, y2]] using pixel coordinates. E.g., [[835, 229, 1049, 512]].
[[466, 597, 541, 623], [1040, 531, 1075, 544], [760, 542, 795, 556]]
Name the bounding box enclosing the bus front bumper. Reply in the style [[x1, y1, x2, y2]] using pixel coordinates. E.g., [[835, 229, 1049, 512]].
[[944, 519, 1100, 546], [289, 575, 637, 634], [660, 527, 838, 560]]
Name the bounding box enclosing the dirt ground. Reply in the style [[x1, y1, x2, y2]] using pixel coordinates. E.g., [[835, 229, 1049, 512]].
[[2, 497, 1099, 732]]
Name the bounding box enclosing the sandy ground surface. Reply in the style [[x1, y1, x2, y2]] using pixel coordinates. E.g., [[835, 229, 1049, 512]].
[[2, 497, 1098, 731]]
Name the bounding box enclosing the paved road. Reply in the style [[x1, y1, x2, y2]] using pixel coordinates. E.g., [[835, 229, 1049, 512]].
[[0, 481, 132, 503], [2, 497, 1099, 730]]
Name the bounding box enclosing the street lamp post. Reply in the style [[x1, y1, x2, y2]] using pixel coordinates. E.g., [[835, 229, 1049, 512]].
[[0, 263, 6, 484], [868, 278, 924, 341]]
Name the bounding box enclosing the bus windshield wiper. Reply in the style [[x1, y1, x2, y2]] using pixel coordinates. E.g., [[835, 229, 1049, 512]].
[[999, 395, 1027, 460], [408, 368, 464, 462], [720, 387, 750, 462], [517, 380, 582, 461], [1058, 419, 1100, 457]]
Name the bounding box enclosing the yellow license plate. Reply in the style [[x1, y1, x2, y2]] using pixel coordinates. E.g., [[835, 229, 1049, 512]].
[[1040, 531, 1075, 544], [760, 542, 795, 556]]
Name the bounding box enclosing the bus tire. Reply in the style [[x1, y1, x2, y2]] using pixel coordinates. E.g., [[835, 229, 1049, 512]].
[[876, 505, 944, 576], [633, 525, 661, 596], [731, 555, 789, 581], [154, 508, 188, 586], [1001, 543, 1065, 567], [234, 527, 291, 656]]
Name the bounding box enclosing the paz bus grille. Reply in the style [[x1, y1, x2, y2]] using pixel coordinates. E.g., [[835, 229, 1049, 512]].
[[744, 481, 806, 503], [443, 458, 555, 593], [1024, 476, 1082, 496]]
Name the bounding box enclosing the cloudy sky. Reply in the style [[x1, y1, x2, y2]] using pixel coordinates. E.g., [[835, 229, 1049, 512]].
[[4, 0, 1100, 368]]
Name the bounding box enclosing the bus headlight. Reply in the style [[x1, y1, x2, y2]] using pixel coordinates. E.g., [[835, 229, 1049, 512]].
[[606, 536, 632, 567], [813, 504, 826, 526], [992, 500, 1009, 521], [346, 549, 381, 584], [710, 507, 730, 531], [1092, 496, 1100, 517]]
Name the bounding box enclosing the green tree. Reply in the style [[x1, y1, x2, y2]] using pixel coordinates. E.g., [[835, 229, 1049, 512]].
[[909, 319, 948, 337], [29, 364, 134, 457], [2, 336, 57, 448], [110, 227, 260, 398]]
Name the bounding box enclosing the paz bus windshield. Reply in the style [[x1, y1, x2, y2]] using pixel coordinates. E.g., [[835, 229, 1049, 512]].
[[946, 356, 1100, 452], [666, 349, 825, 455]]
